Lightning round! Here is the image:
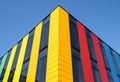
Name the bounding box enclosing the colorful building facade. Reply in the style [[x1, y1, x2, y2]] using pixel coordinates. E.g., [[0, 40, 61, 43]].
[[0, 6, 120, 82]]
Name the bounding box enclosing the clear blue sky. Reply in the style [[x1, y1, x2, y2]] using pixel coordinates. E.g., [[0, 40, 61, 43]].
[[0, 0, 120, 57]]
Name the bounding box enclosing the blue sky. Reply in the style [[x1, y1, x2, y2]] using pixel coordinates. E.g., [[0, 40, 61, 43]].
[[0, 0, 120, 57]]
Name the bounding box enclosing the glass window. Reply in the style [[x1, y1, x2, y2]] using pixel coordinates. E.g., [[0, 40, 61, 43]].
[[69, 16, 80, 51], [24, 30, 34, 62], [20, 60, 29, 82], [72, 48, 84, 82], [86, 30, 97, 61], [20, 30, 34, 82], [35, 48, 47, 82], [91, 60, 101, 82], [11, 42, 21, 70], [118, 76, 120, 82], [0, 58, 2, 65], [99, 40, 110, 70], [106, 69, 114, 82], [40, 16, 50, 50]]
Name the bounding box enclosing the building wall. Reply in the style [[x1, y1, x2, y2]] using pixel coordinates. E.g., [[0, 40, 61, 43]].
[[0, 6, 120, 82]]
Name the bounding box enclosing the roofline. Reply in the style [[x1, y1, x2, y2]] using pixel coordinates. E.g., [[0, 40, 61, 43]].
[[0, 5, 119, 58]]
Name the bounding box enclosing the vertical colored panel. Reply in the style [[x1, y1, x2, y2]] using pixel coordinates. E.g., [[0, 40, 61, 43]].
[[103, 43, 119, 82], [26, 22, 43, 82], [77, 21, 94, 82], [3, 44, 18, 82], [114, 52, 120, 69], [59, 7, 73, 82], [91, 33, 108, 82], [46, 6, 73, 82], [46, 7, 59, 82], [0, 53, 8, 76], [13, 34, 29, 82]]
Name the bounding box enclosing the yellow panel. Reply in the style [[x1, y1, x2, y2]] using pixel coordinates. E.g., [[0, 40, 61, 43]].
[[12, 34, 29, 82], [46, 6, 73, 82], [46, 7, 59, 82], [3, 44, 18, 82], [26, 22, 43, 82], [59, 7, 73, 82]]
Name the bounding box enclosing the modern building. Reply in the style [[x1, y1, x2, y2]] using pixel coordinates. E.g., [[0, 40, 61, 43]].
[[0, 6, 120, 82]]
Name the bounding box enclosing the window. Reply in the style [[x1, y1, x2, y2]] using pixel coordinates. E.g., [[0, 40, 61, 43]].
[[72, 48, 84, 82], [69, 15, 80, 51], [20, 60, 29, 82], [20, 29, 34, 82], [91, 60, 101, 82], [39, 16, 50, 50], [35, 48, 47, 82], [106, 69, 114, 82], [24, 30, 34, 62], [99, 40, 110, 70], [86, 29, 97, 61], [0, 58, 2, 65]]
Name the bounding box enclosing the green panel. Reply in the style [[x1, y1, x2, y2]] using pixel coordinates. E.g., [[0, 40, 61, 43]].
[[0, 53, 8, 76]]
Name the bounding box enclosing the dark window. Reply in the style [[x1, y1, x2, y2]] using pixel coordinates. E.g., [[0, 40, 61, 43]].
[[40, 16, 50, 50], [86, 30, 97, 61], [20, 30, 34, 82], [106, 69, 114, 82], [24, 30, 34, 62], [91, 60, 101, 82], [99, 40, 110, 70], [72, 48, 84, 82], [20, 60, 29, 82], [69, 16, 80, 51], [0, 57, 2, 65], [35, 48, 47, 82], [118, 76, 120, 82]]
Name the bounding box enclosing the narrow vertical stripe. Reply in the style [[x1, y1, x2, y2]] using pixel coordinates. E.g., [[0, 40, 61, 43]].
[[0, 53, 8, 76], [26, 22, 43, 82], [77, 21, 94, 82], [13, 34, 29, 82], [46, 6, 73, 82], [59, 7, 73, 82], [46, 7, 59, 82], [103, 43, 119, 82], [3, 44, 18, 82], [91, 33, 108, 82]]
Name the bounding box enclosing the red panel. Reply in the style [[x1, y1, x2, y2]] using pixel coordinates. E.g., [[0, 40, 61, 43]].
[[91, 33, 108, 82], [77, 21, 94, 82]]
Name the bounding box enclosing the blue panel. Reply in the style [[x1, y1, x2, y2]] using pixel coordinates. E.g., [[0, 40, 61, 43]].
[[103, 43, 119, 82], [114, 52, 120, 69]]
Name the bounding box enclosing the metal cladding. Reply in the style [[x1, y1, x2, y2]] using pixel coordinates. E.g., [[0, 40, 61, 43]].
[[0, 6, 120, 82]]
